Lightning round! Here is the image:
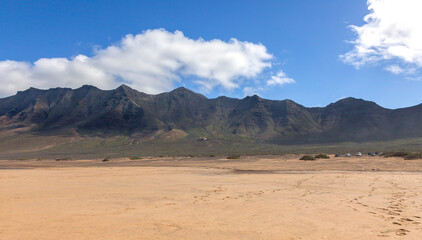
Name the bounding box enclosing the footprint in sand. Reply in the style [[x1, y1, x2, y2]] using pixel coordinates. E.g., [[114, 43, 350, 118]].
[[395, 229, 409, 236], [399, 217, 414, 222], [387, 211, 401, 216]]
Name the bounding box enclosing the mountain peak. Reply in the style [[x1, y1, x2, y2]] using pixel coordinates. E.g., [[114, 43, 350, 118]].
[[326, 97, 385, 112], [244, 94, 262, 101], [18, 87, 42, 94], [78, 85, 99, 91], [168, 87, 207, 99], [115, 84, 140, 94], [336, 97, 360, 103], [171, 86, 194, 93], [116, 84, 133, 91], [334, 97, 380, 106]]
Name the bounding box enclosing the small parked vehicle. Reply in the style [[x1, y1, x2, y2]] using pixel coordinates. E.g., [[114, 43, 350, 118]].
[[356, 152, 362, 157], [345, 153, 352, 157], [335, 154, 340, 157]]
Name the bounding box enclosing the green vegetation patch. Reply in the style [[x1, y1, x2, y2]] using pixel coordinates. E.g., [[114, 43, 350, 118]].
[[227, 154, 241, 159], [314, 154, 330, 159], [404, 153, 422, 160], [381, 151, 422, 160], [300, 155, 316, 161], [381, 151, 411, 158]]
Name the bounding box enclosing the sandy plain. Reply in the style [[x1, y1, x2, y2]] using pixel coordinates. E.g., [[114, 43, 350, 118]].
[[1, 155, 422, 239]]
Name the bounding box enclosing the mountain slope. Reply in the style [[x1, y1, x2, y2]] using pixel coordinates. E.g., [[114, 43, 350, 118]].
[[1, 85, 422, 146]]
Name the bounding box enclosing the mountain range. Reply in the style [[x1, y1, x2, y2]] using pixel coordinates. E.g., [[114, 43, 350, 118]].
[[1, 84, 422, 149]]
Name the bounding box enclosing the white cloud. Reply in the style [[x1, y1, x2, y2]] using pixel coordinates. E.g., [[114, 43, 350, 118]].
[[0, 61, 31, 96], [385, 64, 404, 74], [340, 0, 422, 74], [242, 86, 266, 96], [266, 70, 295, 86], [0, 29, 278, 97], [243, 70, 295, 97], [406, 76, 422, 81], [385, 64, 416, 75]]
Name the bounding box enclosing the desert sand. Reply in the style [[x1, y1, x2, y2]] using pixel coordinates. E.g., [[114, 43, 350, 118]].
[[1, 156, 422, 239]]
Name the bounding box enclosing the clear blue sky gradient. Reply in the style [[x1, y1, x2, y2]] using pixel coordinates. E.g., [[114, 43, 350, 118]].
[[1, 0, 421, 109]]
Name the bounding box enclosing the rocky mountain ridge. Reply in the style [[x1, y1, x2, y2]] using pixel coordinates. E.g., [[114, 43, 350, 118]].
[[1, 85, 421, 144]]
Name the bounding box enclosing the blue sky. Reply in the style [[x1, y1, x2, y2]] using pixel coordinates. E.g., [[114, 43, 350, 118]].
[[1, 0, 422, 109]]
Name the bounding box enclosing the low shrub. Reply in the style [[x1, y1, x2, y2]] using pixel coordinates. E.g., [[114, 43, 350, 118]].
[[300, 155, 316, 161], [314, 154, 330, 159], [102, 157, 110, 162], [404, 153, 422, 160], [129, 156, 142, 160], [380, 151, 422, 160], [381, 151, 411, 158], [227, 154, 240, 159]]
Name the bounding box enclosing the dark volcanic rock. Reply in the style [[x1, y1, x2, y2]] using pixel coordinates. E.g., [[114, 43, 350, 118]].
[[1, 85, 421, 144]]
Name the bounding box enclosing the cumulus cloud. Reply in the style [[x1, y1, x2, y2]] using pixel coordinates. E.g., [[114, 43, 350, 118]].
[[340, 0, 422, 74], [385, 64, 404, 74], [242, 86, 266, 96], [0, 61, 31, 96], [266, 71, 295, 86], [0, 29, 278, 97], [243, 70, 295, 96]]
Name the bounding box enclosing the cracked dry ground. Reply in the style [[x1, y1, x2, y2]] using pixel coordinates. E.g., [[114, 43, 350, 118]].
[[1, 167, 422, 239]]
